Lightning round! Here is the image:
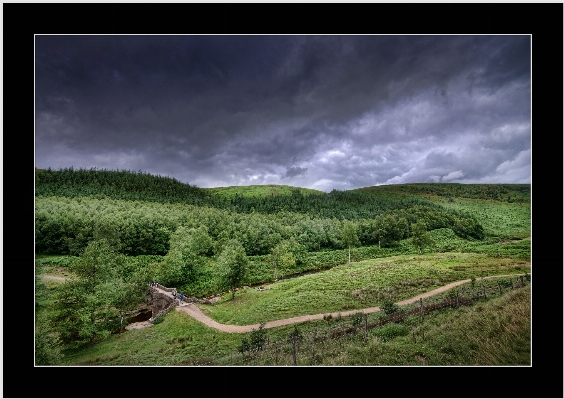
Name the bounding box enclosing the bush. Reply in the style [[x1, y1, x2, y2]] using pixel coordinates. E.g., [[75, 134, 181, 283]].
[[402, 315, 420, 327], [381, 300, 401, 315], [152, 315, 165, 325], [351, 312, 365, 327], [239, 323, 267, 353], [499, 279, 513, 289], [249, 323, 267, 351], [374, 323, 408, 342]]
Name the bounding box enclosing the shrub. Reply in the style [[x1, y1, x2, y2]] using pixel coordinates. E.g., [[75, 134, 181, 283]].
[[239, 323, 267, 354], [152, 315, 164, 325], [381, 300, 401, 315], [402, 315, 420, 327], [289, 325, 303, 343], [374, 323, 408, 342], [351, 312, 364, 327], [499, 279, 513, 288], [237, 338, 250, 354], [249, 323, 267, 351]]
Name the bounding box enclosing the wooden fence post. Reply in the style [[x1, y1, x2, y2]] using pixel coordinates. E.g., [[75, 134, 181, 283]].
[[364, 314, 368, 340], [420, 298, 424, 322], [498, 281, 502, 296], [520, 275, 524, 287], [292, 335, 297, 366], [456, 290, 459, 307], [482, 284, 487, 299]]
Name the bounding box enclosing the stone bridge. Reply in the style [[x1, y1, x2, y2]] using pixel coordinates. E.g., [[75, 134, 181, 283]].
[[146, 284, 217, 321], [146, 284, 180, 321]]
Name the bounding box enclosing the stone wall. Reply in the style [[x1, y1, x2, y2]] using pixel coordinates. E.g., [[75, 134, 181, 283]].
[[147, 287, 177, 320], [155, 283, 176, 293]]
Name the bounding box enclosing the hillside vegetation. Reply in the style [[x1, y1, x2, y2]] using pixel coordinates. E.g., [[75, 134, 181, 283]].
[[204, 184, 324, 199], [35, 168, 530, 365]]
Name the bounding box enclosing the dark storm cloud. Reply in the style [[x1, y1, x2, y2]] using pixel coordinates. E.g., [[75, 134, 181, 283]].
[[282, 166, 308, 179], [35, 35, 531, 191]]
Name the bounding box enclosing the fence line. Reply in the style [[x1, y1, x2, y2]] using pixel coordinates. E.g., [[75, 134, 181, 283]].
[[212, 277, 530, 366], [183, 275, 530, 365]]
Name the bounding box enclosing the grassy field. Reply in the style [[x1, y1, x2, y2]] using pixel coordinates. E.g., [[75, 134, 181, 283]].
[[356, 183, 530, 239], [204, 184, 324, 199], [427, 197, 530, 239], [197, 252, 528, 325]]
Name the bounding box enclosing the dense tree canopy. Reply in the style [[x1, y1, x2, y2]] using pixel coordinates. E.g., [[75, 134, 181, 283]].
[[50, 239, 146, 347]]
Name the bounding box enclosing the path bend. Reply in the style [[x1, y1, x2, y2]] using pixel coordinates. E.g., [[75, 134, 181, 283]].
[[174, 273, 529, 334]]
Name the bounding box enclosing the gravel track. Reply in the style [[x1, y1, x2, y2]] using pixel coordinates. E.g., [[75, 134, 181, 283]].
[[174, 273, 528, 333]]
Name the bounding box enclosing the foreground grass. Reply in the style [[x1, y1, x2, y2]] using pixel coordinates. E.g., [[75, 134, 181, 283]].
[[63, 311, 244, 365], [230, 285, 531, 366], [63, 282, 530, 366], [59, 253, 530, 366]]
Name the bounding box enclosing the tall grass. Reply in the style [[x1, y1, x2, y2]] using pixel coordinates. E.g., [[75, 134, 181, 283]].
[[224, 286, 531, 366]]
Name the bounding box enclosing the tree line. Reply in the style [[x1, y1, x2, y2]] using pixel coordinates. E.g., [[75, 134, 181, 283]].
[[36, 168, 461, 219], [35, 196, 483, 257]]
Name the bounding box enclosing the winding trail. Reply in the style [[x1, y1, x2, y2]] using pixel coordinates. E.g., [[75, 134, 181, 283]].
[[36, 274, 69, 281], [174, 273, 529, 333]]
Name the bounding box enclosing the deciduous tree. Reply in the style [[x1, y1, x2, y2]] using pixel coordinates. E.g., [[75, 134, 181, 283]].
[[158, 226, 213, 287], [217, 239, 249, 299], [51, 238, 144, 347], [410, 221, 435, 255], [340, 220, 360, 264]]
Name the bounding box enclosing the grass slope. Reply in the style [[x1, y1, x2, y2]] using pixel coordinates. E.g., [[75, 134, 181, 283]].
[[204, 184, 324, 199], [198, 252, 528, 325]]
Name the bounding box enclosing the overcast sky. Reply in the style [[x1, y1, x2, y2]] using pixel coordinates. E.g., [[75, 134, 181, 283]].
[[35, 35, 531, 192]]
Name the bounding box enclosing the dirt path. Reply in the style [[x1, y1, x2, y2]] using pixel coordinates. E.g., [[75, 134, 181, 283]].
[[175, 273, 529, 334], [36, 274, 69, 281]]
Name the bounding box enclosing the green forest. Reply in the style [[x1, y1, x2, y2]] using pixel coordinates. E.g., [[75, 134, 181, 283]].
[[35, 168, 531, 365]]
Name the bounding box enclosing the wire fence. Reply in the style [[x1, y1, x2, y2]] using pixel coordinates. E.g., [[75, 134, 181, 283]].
[[188, 273, 530, 366]]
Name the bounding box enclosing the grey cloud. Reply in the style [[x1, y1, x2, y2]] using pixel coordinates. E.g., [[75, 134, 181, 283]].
[[282, 166, 308, 179], [35, 35, 531, 191]]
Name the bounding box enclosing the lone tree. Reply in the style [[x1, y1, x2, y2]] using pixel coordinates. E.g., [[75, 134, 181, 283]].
[[217, 239, 249, 299], [410, 221, 435, 255], [270, 238, 305, 280], [372, 215, 388, 249], [340, 220, 360, 264]]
